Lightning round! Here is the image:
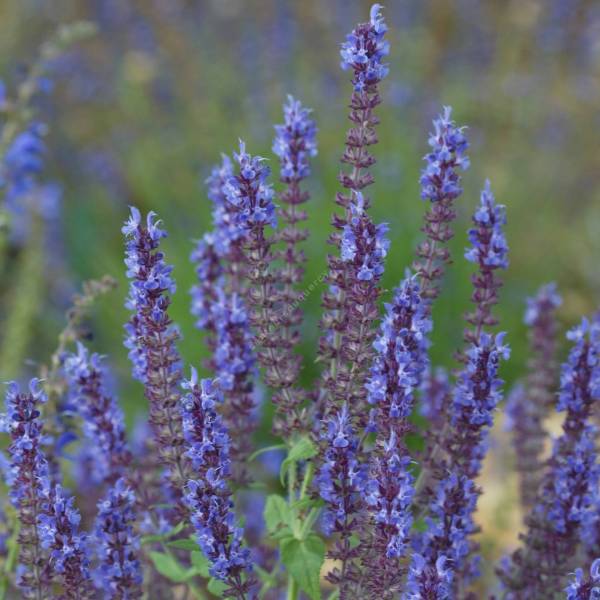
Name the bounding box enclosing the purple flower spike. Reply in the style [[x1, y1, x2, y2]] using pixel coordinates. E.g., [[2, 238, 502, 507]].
[[317, 4, 390, 439], [498, 318, 600, 596], [340, 192, 390, 283], [565, 559, 600, 600], [122, 207, 188, 496], [450, 332, 510, 477], [180, 370, 255, 597], [414, 107, 469, 302], [506, 283, 562, 510], [366, 274, 431, 436], [362, 431, 415, 597], [317, 404, 366, 587], [94, 478, 142, 599], [37, 483, 93, 597], [211, 285, 258, 484], [64, 342, 132, 486], [340, 4, 389, 92], [190, 232, 223, 332], [1, 379, 52, 598], [273, 95, 317, 183], [405, 472, 477, 599], [268, 95, 318, 434], [463, 181, 508, 347], [224, 140, 276, 231]]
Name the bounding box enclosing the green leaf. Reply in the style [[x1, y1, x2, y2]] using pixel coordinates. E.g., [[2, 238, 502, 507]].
[[148, 552, 196, 583], [280, 437, 317, 485], [207, 577, 228, 597], [190, 551, 210, 578], [280, 534, 325, 600], [290, 497, 324, 513], [167, 538, 200, 551], [264, 494, 293, 534]]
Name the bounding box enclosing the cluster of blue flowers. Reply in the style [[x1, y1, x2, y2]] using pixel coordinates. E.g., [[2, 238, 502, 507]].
[[272, 95, 317, 182], [37, 482, 92, 596], [340, 191, 390, 282], [317, 403, 366, 537], [223, 141, 277, 232], [179, 370, 253, 591], [1, 123, 62, 242], [406, 472, 477, 597], [419, 106, 470, 204], [366, 274, 431, 426], [93, 478, 142, 598], [1, 380, 51, 596], [122, 207, 177, 383], [464, 181, 509, 271], [211, 289, 256, 394], [64, 342, 131, 485], [340, 3, 390, 92], [566, 559, 600, 600], [364, 432, 414, 560]]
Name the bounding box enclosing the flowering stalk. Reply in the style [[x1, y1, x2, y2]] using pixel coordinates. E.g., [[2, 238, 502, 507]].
[[419, 182, 508, 474], [224, 140, 307, 437], [93, 478, 142, 599], [462, 180, 509, 349], [37, 483, 93, 598], [211, 286, 257, 485], [271, 95, 317, 427], [360, 275, 430, 596], [272, 94, 317, 313], [413, 185, 509, 593], [316, 404, 366, 598], [413, 107, 469, 303], [122, 207, 189, 498], [497, 318, 600, 596], [64, 342, 132, 486], [317, 3, 389, 424], [180, 370, 255, 599], [1, 380, 51, 599], [506, 283, 562, 510], [404, 473, 477, 599], [192, 155, 261, 478], [334, 191, 389, 424]]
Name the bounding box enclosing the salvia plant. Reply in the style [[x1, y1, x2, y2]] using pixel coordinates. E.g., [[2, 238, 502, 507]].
[[1, 5, 599, 600]]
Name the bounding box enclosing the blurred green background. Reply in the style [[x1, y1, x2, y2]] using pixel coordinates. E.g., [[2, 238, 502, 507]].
[[0, 0, 599, 581]]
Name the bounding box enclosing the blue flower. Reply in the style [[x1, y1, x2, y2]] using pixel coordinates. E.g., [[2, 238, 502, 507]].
[[340, 191, 389, 282], [93, 478, 142, 599], [273, 95, 317, 182], [37, 483, 93, 595], [464, 181, 508, 270], [206, 153, 245, 255], [451, 332, 510, 476], [122, 206, 187, 490], [179, 370, 253, 588], [1, 379, 52, 596], [64, 342, 131, 485], [420, 107, 469, 204], [406, 472, 478, 598], [223, 140, 276, 231], [523, 282, 562, 327], [366, 274, 431, 426], [340, 4, 390, 92], [317, 404, 366, 536], [565, 559, 600, 600]]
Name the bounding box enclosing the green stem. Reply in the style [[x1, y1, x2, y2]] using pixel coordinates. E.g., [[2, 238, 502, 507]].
[[286, 575, 298, 600]]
